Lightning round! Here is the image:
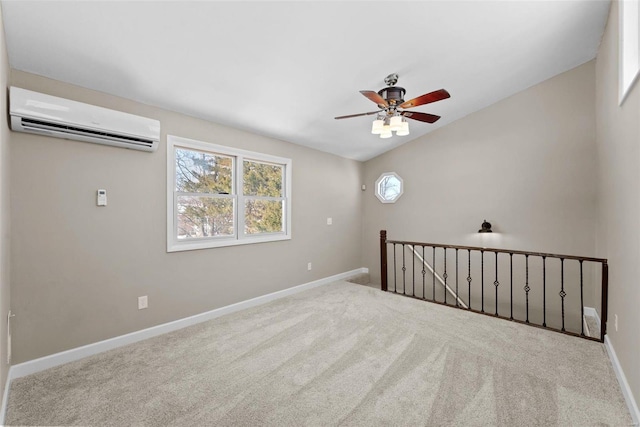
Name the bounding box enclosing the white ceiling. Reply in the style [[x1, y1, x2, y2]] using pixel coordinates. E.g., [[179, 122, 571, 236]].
[[1, 1, 610, 161]]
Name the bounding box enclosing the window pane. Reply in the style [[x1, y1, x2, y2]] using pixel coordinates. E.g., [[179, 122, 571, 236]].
[[175, 148, 233, 194], [379, 175, 401, 200], [243, 160, 282, 197], [177, 195, 234, 239], [244, 199, 283, 234]]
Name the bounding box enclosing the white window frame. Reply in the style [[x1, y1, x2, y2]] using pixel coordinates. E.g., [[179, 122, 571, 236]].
[[167, 135, 292, 252], [375, 172, 404, 204], [619, 0, 640, 105]]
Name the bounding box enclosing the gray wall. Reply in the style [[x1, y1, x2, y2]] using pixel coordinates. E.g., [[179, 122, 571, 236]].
[[595, 0, 640, 410], [0, 3, 10, 405], [9, 71, 364, 364], [362, 61, 599, 310]]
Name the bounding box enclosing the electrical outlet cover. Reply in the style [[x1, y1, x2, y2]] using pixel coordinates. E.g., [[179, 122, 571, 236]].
[[138, 296, 148, 310]]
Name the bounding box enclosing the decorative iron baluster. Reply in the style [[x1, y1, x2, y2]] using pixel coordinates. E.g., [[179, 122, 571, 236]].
[[379, 231, 608, 343], [443, 248, 448, 305], [580, 260, 585, 336], [456, 249, 459, 308], [402, 244, 407, 296], [509, 253, 514, 320], [560, 258, 566, 331], [467, 249, 472, 309], [432, 246, 436, 302], [393, 243, 397, 293], [525, 254, 530, 323], [422, 245, 426, 300], [494, 252, 499, 316], [542, 256, 547, 327], [412, 244, 415, 297], [481, 250, 485, 313]]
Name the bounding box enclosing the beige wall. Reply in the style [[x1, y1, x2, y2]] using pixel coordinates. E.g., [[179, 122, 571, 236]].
[[362, 61, 598, 309], [595, 0, 640, 411], [9, 71, 364, 363], [0, 3, 10, 405]]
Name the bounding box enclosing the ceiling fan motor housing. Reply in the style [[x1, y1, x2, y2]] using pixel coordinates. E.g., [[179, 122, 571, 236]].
[[378, 86, 406, 106]]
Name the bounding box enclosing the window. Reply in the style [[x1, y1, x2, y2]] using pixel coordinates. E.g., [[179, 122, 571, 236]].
[[620, 0, 640, 104], [167, 135, 291, 251], [375, 172, 403, 203]]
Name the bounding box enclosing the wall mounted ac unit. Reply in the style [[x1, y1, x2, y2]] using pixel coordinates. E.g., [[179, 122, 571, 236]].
[[9, 87, 160, 152]]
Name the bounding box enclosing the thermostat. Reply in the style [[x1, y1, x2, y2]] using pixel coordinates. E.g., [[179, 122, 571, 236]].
[[97, 189, 107, 206]]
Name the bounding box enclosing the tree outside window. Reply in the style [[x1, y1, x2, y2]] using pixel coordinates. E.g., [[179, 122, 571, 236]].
[[168, 135, 291, 252]]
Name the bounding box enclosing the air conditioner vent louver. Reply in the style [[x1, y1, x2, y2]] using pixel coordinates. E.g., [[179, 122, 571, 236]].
[[9, 87, 160, 152], [21, 118, 155, 148]]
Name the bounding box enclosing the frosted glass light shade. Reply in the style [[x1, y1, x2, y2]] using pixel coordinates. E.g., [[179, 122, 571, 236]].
[[389, 115, 403, 131], [380, 125, 392, 139], [371, 119, 384, 134], [396, 121, 410, 136]]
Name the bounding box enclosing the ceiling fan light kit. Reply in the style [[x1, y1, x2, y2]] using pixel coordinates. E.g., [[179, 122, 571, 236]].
[[336, 73, 450, 139], [396, 121, 410, 136], [371, 119, 384, 135]]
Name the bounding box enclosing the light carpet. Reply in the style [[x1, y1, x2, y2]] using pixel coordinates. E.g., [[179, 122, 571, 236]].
[[5, 281, 632, 426]]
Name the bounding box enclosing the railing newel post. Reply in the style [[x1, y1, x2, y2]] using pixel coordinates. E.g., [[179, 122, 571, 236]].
[[601, 262, 608, 343], [380, 230, 387, 292]]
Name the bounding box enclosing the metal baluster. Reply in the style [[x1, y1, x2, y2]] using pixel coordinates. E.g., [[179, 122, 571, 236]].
[[560, 258, 566, 331], [456, 249, 459, 308], [432, 246, 436, 302], [467, 249, 472, 309], [580, 260, 585, 336], [402, 244, 406, 296], [393, 244, 397, 293], [443, 248, 448, 305], [481, 250, 485, 313], [412, 244, 415, 297], [525, 255, 530, 323], [542, 256, 546, 327], [494, 252, 499, 316], [422, 246, 426, 300], [509, 253, 514, 320]]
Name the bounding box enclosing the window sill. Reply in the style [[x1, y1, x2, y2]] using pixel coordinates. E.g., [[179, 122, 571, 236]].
[[167, 234, 291, 252]]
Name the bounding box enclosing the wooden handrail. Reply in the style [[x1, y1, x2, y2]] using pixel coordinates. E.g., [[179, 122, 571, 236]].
[[385, 239, 607, 263]]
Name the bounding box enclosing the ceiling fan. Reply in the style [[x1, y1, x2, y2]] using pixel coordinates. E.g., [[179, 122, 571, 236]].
[[335, 73, 450, 138]]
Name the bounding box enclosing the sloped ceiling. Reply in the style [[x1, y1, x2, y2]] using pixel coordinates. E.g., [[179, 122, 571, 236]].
[[1, 1, 610, 161]]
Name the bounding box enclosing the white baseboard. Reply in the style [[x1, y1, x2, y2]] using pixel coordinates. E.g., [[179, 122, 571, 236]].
[[604, 335, 640, 426], [0, 367, 11, 426], [0, 267, 367, 424], [584, 306, 601, 330]]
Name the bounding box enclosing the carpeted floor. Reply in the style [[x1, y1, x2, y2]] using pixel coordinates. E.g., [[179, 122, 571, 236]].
[[5, 281, 632, 426]]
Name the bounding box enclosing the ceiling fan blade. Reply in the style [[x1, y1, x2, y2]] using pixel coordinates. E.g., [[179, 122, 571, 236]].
[[360, 90, 389, 108], [399, 89, 450, 109], [402, 111, 441, 123], [334, 110, 382, 120]]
